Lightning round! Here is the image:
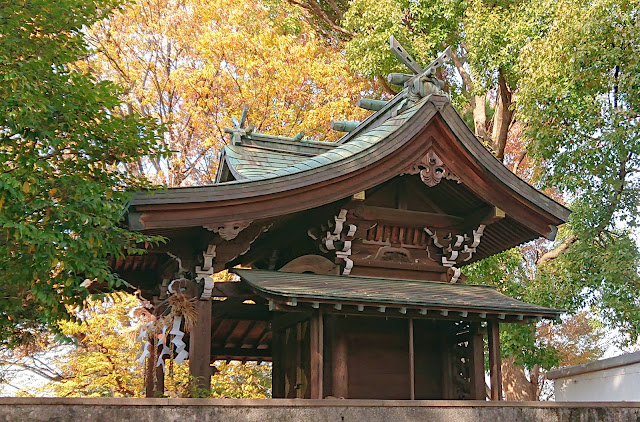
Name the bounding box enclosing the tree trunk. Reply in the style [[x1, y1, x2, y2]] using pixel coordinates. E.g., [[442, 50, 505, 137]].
[[490, 69, 514, 161], [471, 94, 488, 143], [501, 356, 538, 400]]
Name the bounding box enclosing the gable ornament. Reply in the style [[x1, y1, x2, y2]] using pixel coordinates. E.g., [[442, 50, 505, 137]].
[[407, 150, 460, 187]]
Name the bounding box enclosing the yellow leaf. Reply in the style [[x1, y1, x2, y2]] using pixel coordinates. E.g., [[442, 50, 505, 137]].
[[0, 196, 5, 209], [49, 188, 58, 197], [22, 181, 30, 193], [106, 190, 113, 199]]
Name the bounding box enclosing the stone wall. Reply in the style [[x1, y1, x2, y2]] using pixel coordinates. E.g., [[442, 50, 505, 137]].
[[1, 398, 639, 422]]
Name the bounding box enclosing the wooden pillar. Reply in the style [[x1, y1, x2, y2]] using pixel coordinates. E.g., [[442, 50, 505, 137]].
[[488, 319, 502, 400], [189, 299, 212, 395], [409, 318, 415, 400], [271, 327, 284, 398], [154, 360, 165, 397], [145, 336, 156, 398], [332, 318, 348, 398], [469, 322, 486, 400], [310, 310, 324, 399]]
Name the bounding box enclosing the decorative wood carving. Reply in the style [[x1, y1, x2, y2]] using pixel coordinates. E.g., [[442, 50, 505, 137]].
[[214, 223, 272, 272], [425, 224, 486, 283], [204, 220, 251, 241], [407, 150, 460, 187], [308, 209, 357, 275], [279, 255, 339, 275], [448, 321, 473, 400], [195, 244, 216, 300]]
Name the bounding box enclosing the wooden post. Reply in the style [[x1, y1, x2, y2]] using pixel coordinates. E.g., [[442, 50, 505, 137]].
[[332, 318, 348, 398], [309, 310, 324, 399], [189, 299, 212, 396], [470, 323, 486, 400], [154, 360, 165, 397], [145, 336, 156, 398], [271, 327, 283, 398], [409, 318, 415, 400], [488, 319, 502, 400]]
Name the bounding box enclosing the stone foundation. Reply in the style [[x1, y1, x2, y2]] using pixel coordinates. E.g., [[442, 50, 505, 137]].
[[1, 398, 639, 422]]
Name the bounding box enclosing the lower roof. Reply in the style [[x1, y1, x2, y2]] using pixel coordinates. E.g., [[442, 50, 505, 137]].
[[232, 269, 563, 320]]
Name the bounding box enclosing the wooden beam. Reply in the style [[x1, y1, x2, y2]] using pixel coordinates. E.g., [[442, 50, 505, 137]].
[[210, 348, 271, 358], [462, 205, 505, 231], [409, 318, 415, 400], [488, 319, 502, 400], [348, 205, 463, 229], [470, 323, 486, 400], [189, 299, 212, 395]]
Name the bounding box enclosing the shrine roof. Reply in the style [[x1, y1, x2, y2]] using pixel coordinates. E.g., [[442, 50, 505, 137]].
[[215, 92, 424, 182], [232, 269, 563, 320]]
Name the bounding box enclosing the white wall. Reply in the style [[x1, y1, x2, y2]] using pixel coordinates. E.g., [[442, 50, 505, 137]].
[[554, 361, 640, 401]]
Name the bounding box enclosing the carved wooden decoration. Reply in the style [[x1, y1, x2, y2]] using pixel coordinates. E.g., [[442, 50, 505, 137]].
[[408, 150, 460, 187], [425, 224, 486, 283], [195, 244, 216, 299], [308, 209, 357, 275], [204, 220, 251, 240], [279, 255, 339, 275]]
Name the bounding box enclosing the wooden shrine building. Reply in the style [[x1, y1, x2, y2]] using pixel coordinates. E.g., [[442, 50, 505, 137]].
[[117, 39, 570, 400]]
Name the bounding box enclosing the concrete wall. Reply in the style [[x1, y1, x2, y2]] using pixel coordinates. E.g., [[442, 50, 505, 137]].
[[554, 360, 640, 401], [548, 352, 640, 402], [1, 398, 640, 422]]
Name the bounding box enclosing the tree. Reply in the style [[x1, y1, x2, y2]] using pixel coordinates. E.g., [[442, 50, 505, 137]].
[[1, 293, 272, 398], [0, 0, 165, 347], [83, 0, 377, 186]]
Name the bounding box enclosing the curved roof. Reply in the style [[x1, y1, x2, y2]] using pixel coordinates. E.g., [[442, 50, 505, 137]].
[[130, 93, 569, 257]]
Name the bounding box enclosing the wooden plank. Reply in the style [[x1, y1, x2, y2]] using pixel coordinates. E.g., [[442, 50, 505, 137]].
[[409, 318, 415, 400], [189, 299, 212, 395], [488, 319, 502, 400], [344, 317, 410, 399], [332, 319, 348, 398], [470, 323, 486, 400]]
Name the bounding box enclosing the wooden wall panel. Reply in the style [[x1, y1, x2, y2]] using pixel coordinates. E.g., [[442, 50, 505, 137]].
[[413, 320, 446, 400], [343, 317, 410, 400]]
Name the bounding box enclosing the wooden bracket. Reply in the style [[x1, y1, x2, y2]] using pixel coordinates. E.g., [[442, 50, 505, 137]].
[[204, 220, 252, 241]]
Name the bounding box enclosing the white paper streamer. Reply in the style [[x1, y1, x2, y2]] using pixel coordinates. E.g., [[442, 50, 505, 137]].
[[156, 325, 170, 370], [169, 316, 189, 364], [136, 321, 154, 365]]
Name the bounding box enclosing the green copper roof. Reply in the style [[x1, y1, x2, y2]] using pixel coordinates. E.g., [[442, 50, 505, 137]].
[[218, 94, 427, 182], [223, 145, 310, 180], [232, 269, 563, 319]]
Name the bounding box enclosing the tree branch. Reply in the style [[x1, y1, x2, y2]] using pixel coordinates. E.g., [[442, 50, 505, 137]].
[[537, 235, 577, 266]]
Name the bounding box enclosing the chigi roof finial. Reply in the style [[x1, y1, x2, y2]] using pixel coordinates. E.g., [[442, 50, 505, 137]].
[[387, 36, 451, 103], [224, 104, 254, 145]]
